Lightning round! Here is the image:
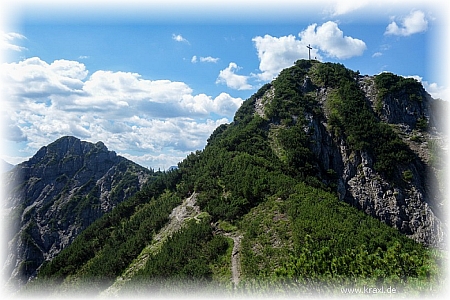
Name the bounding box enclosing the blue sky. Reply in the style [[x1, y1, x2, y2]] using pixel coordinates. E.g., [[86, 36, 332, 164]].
[[1, 0, 449, 169]]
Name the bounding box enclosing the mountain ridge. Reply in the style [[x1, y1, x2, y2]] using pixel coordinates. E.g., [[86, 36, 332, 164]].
[[9, 60, 448, 296]]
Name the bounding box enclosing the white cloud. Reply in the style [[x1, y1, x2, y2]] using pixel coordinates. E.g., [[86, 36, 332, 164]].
[[372, 52, 382, 58], [172, 33, 190, 44], [385, 10, 428, 36], [2, 57, 243, 169], [216, 62, 253, 90], [424, 83, 450, 101], [191, 55, 219, 63], [327, 0, 369, 16], [120, 152, 187, 171], [300, 21, 366, 59], [182, 92, 244, 116], [1, 32, 27, 52], [407, 75, 449, 101], [252, 34, 314, 81], [2, 116, 27, 142], [200, 56, 219, 63], [2, 57, 88, 102], [252, 21, 366, 81]]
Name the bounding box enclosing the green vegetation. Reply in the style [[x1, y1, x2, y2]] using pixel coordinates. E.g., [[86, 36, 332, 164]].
[[237, 182, 442, 294], [402, 170, 414, 182], [240, 196, 293, 278], [316, 63, 415, 177], [374, 72, 427, 131], [120, 217, 230, 295], [374, 72, 423, 104], [28, 60, 442, 296], [33, 171, 182, 289]]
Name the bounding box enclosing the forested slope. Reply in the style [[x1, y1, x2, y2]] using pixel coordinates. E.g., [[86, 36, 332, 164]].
[[24, 60, 446, 297]]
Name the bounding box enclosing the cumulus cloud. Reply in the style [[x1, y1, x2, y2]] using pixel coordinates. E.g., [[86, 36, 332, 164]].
[[2, 57, 88, 102], [385, 10, 428, 36], [2, 57, 243, 168], [2, 116, 27, 142], [1, 32, 27, 52], [252, 21, 366, 81], [252, 34, 314, 81], [300, 21, 366, 59], [182, 92, 244, 116], [216, 62, 253, 90]]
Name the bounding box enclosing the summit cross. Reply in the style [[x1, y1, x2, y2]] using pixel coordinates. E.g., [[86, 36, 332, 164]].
[[307, 44, 312, 60]]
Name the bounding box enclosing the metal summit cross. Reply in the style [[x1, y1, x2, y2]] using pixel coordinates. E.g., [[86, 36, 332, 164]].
[[307, 44, 312, 60]]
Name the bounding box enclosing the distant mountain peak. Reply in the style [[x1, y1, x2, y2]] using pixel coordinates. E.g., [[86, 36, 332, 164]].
[[34, 136, 110, 159], [2, 136, 154, 287]]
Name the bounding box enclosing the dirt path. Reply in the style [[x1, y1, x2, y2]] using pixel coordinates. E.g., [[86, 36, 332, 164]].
[[100, 192, 201, 297], [231, 234, 242, 287], [222, 232, 242, 288], [100, 192, 244, 295]]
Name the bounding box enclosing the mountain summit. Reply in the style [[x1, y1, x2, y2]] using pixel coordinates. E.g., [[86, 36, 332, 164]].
[[2, 136, 153, 288], [213, 60, 445, 246], [11, 61, 448, 296]]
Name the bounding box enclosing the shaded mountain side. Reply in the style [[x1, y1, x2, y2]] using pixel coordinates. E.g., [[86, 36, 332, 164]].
[[2, 136, 154, 288], [22, 61, 447, 296]]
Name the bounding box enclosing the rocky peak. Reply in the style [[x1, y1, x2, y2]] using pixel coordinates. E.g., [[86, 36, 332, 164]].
[[250, 61, 446, 247], [27, 136, 116, 177], [2, 136, 153, 288], [358, 74, 431, 132]]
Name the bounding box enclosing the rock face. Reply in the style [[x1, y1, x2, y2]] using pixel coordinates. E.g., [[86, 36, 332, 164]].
[[2, 136, 152, 288], [256, 71, 446, 248], [347, 76, 445, 246]]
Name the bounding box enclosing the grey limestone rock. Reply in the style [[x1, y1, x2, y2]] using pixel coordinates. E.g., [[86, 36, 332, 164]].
[[1, 136, 152, 288]]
